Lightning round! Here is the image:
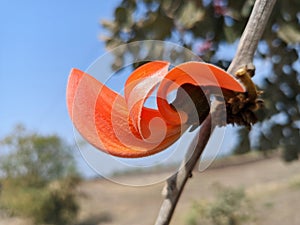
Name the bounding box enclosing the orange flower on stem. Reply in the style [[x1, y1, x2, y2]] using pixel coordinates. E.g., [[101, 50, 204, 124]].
[[66, 61, 245, 158]]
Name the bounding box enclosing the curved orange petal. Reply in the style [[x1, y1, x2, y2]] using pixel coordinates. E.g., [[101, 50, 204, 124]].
[[67, 69, 105, 150], [124, 61, 172, 137], [66, 61, 245, 158], [67, 67, 184, 158]]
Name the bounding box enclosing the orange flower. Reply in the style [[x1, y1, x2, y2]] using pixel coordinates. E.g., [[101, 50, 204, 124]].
[[66, 61, 244, 158]]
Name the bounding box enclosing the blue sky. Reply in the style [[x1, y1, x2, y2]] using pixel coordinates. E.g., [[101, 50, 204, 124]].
[[0, 0, 122, 177], [0, 0, 120, 138]]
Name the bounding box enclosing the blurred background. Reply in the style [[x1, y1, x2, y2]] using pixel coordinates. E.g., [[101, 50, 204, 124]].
[[1, 0, 300, 224]]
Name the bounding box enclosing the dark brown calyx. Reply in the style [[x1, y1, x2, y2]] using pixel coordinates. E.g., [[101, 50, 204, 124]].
[[220, 65, 264, 129], [170, 83, 210, 131]]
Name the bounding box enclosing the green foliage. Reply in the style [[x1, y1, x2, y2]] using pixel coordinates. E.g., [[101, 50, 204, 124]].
[[34, 178, 79, 225], [0, 178, 48, 218], [0, 124, 78, 186], [185, 184, 255, 225], [0, 177, 79, 225], [0, 125, 80, 224], [288, 176, 300, 189], [102, 0, 300, 162], [233, 128, 251, 155]]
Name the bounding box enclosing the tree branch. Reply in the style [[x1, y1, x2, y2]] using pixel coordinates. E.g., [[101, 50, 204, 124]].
[[155, 115, 213, 225], [154, 1, 276, 224], [227, 0, 277, 74]]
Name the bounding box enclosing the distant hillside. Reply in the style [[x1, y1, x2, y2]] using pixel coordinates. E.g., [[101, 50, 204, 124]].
[[1, 153, 300, 225]]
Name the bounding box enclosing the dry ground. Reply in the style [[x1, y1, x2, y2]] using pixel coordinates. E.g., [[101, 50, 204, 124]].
[[1, 154, 300, 225], [76, 155, 300, 225]]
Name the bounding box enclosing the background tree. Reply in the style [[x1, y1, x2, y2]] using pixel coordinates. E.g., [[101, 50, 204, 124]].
[[0, 125, 79, 224], [101, 0, 300, 161], [0, 124, 77, 186]]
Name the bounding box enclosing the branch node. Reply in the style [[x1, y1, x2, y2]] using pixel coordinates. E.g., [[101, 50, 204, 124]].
[[162, 174, 178, 198]]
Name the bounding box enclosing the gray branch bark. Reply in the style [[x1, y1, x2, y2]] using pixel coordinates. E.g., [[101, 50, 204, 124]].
[[154, 0, 277, 224], [227, 0, 277, 74], [155, 115, 212, 225]]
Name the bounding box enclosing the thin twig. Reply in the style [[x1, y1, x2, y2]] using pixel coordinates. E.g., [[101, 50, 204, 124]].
[[227, 0, 277, 74], [154, 1, 277, 225], [155, 115, 213, 225]]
